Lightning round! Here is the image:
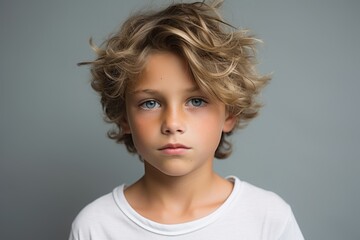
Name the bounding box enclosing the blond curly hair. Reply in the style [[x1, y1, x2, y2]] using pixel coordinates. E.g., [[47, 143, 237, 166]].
[[79, 1, 270, 159]]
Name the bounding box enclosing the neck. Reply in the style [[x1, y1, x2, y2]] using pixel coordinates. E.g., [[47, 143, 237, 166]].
[[142, 161, 216, 203], [139, 161, 232, 212], [124, 160, 233, 224]]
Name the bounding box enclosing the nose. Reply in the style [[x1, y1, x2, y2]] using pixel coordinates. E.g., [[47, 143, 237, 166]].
[[161, 106, 186, 135]]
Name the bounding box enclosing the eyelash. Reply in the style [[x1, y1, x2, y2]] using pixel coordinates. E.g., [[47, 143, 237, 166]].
[[187, 98, 207, 107], [139, 100, 160, 110], [138, 97, 208, 110]]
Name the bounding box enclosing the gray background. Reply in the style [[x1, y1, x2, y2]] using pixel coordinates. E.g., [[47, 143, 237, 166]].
[[1, 0, 359, 239]]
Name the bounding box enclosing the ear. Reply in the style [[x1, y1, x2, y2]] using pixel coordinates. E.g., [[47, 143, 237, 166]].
[[223, 114, 237, 133]]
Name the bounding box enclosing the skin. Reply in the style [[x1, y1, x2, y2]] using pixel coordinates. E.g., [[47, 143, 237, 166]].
[[122, 51, 236, 224]]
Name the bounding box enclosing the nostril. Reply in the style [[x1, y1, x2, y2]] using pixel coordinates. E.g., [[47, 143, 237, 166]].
[[160, 109, 186, 134]]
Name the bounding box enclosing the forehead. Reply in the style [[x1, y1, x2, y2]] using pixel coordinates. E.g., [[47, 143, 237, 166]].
[[128, 51, 196, 92]]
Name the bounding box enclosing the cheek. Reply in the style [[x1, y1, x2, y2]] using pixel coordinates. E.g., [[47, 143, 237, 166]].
[[129, 115, 158, 145], [193, 107, 226, 129], [131, 119, 151, 137], [191, 113, 224, 143]]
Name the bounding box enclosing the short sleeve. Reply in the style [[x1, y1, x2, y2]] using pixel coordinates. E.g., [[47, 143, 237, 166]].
[[278, 210, 305, 240], [68, 221, 81, 240], [68, 227, 76, 240]]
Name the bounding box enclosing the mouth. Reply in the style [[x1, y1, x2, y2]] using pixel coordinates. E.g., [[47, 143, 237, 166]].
[[158, 143, 191, 155]]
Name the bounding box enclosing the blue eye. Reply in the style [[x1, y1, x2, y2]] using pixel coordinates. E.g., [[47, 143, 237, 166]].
[[188, 98, 206, 107], [140, 100, 160, 109]]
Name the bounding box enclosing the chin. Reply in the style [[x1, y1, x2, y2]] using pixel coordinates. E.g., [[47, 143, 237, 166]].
[[155, 166, 192, 177], [148, 162, 193, 177]]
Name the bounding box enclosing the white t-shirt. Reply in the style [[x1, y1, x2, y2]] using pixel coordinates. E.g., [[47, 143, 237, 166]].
[[69, 176, 304, 239]]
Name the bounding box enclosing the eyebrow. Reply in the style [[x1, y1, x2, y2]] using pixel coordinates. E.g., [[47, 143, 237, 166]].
[[130, 86, 201, 95]]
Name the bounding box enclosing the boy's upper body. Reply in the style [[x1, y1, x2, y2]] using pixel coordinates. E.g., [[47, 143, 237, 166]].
[[69, 176, 303, 240], [71, 1, 304, 239]]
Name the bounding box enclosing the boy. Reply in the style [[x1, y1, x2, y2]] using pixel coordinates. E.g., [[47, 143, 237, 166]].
[[70, 1, 304, 239]]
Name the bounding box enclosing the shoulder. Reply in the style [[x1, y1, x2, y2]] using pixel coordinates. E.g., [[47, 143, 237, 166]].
[[233, 177, 291, 214], [230, 176, 289, 207], [69, 185, 124, 239], [229, 177, 304, 239], [71, 193, 112, 230], [230, 177, 292, 226]]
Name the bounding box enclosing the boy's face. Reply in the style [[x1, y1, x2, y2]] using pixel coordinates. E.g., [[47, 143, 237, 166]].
[[123, 52, 235, 177]]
